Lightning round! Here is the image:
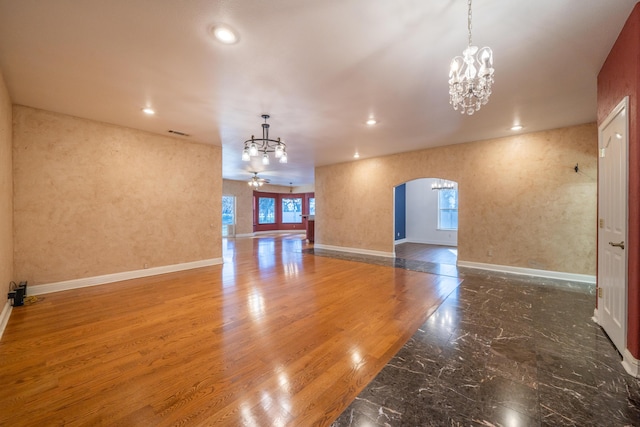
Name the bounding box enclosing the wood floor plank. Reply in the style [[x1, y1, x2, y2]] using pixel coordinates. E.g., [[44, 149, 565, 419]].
[[0, 234, 461, 426]]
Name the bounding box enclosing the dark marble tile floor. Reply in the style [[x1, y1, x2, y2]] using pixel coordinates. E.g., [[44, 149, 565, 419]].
[[308, 248, 640, 427]]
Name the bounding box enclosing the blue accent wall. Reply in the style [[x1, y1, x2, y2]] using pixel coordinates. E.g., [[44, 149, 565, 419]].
[[394, 184, 406, 240]]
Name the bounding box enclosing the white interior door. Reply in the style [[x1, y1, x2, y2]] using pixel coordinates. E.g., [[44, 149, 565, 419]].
[[597, 96, 628, 354]]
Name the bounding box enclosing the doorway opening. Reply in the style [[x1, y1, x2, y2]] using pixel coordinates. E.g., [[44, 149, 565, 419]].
[[394, 178, 458, 265], [222, 195, 236, 237]]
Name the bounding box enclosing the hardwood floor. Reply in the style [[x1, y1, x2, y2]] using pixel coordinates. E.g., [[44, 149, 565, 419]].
[[0, 234, 461, 426]]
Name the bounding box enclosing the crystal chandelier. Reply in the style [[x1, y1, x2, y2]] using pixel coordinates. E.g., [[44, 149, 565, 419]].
[[431, 179, 456, 191], [448, 0, 494, 115], [241, 114, 287, 165]]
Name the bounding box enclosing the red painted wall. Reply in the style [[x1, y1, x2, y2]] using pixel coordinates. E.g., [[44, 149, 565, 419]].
[[597, 3, 640, 359], [253, 191, 314, 233]]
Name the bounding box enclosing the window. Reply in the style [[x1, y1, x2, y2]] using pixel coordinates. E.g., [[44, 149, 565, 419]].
[[258, 197, 276, 224], [309, 197, 315, 216], [222, 195, 235, 225], [438, 189, 458, 230], [281, 197, 302, 223]]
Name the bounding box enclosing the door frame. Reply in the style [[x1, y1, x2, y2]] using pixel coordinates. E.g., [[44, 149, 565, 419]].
[[596, 96, 629, 356]]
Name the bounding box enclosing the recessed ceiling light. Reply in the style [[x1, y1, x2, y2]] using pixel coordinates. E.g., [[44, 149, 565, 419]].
[[142, 107, 155, 115], [354, 152, 360, 159], [510, 125, 523, 131], [366, 118, 377, 126], [211, 24, 239, 44]]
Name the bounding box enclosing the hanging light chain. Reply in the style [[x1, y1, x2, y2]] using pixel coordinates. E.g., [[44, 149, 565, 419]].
[[467, 0, 473, 47]]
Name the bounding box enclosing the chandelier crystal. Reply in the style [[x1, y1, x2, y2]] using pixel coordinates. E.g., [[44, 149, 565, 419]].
[[241, 114, 288, 164], [448, 0, 494, 115], [431, 179, 456, 191]]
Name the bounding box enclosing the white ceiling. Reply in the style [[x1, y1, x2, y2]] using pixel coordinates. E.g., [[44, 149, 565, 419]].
[[0, 0, 637, 186]]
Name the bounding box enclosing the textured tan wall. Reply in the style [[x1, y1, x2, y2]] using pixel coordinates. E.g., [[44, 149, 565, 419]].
[[0, 72, 12, 296], [316, 123, 597, 275], [13, 106, 222, 285], [222, 179, 255, 235]]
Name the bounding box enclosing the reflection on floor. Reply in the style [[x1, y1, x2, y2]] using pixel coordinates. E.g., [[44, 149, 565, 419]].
[[311, 248, 640, 426], [395, 242, 458, 265], [308, 247, 462, 279]]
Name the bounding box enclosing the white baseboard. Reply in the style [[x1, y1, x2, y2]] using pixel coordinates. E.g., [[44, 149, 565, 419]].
[[0, 300, 12, 340], [394, 238, 408, 245], [623, 349, 640, 378], [234, 233, 255, 238], [28, 258, 223, 296], [313, 244, 394, 258], [457, 260, 596, 284]]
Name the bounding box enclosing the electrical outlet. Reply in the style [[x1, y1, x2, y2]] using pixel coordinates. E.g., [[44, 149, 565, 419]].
[[8, 281, 27, 306]]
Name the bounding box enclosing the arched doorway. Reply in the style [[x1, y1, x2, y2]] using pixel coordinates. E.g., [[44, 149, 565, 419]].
[[393, 178, 458, 265]]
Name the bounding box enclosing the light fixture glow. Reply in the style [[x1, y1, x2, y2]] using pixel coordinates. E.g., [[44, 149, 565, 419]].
[[241, 115, 288, 164], [212, 25, 238, 44], [249, 141, 258, 157], [448, 0, 494, 115], [354, 152, 360, 159], [366, 118, 377, 126], [248, 172, 267, 188], [510, 125, 523, 131], [142, 107, 155, 115], [275, 144, 284, 158]]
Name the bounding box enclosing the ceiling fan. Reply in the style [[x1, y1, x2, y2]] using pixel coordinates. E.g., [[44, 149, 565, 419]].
[[248, 172, 270, 188]]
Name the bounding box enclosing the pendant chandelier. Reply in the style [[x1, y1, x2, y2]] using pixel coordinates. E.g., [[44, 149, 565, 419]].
[[431, 179, 456, 191], [241, 114, 287, 165], [248, 172, 269, 188], [448, 0, 494, 115]]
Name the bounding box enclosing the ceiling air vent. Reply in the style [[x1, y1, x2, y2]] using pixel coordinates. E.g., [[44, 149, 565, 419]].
[[168, 130, 190, 137]]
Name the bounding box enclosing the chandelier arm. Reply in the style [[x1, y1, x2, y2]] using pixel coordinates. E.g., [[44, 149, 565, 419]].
[[241, 114, 288, 160], [242, 138, 285, 150]]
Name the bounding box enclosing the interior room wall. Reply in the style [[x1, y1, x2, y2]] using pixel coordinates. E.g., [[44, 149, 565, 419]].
[[597, 2, 640, 360], [12, 106, 222, 286], [222, 179, 255, 236], [405, 179, 457, 247], [0, 71, 12, 298], [315, 123, 597, 275], [258, 183, 305, 194], [292, 184, 315, 194]]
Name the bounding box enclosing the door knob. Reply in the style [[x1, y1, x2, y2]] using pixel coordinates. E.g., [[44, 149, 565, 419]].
[[609, 241, 625, 250]]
